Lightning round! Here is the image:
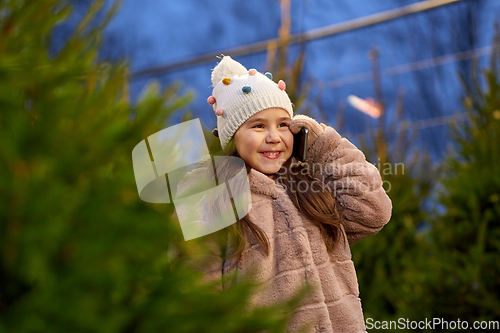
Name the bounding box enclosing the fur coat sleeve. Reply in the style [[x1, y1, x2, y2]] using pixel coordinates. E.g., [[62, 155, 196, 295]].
[[304, 125, 393, 244]]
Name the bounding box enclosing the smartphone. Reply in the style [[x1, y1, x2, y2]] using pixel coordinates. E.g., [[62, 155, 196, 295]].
[[292, 127, 308, 162]]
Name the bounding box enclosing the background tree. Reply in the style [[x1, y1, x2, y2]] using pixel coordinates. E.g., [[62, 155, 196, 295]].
[[0, 1, 303, 332], [351, 23, 500, 332], [349, 80, 436, 325], [421, 23, 500, 326]]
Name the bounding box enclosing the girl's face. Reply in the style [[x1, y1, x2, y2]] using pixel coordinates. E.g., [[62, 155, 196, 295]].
[[234, 108, 293, 175]]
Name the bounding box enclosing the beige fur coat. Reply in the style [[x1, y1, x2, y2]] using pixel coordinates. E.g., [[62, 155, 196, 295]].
[[181, 126, 392, 333]]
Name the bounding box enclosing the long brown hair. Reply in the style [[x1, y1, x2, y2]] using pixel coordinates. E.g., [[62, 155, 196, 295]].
[[213, 138, 341, 271]]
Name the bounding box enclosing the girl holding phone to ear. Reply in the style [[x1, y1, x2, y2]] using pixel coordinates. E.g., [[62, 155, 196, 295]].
[[179, 56, 392, 333]]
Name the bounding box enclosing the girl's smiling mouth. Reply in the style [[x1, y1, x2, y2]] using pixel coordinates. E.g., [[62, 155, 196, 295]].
[[260, 151, 282, 159]]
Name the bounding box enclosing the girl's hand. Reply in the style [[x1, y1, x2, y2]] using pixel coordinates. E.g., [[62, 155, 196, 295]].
[[289, 114, 327, 150]]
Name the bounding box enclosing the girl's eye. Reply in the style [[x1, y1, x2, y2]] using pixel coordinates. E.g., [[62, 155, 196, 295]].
[[279, 123, 289, 128], [253, 124, 264, 129]]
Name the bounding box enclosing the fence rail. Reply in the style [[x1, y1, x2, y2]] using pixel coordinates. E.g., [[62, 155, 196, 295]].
[[130, 0, 464, 79]]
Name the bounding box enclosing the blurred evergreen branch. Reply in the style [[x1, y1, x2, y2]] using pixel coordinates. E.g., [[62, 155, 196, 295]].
[[0, 1, 302, 332]]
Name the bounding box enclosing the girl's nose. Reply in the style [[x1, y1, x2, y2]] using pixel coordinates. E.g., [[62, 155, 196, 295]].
[[266, 128, 281, 144]]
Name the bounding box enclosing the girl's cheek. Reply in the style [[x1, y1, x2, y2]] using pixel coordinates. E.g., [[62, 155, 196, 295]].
[[283, 131, 294, 145]]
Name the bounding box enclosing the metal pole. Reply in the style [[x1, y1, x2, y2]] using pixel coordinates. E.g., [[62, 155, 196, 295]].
[[130, 0, 463, 79]]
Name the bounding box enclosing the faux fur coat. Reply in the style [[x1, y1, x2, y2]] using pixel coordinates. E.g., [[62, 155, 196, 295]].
[[181, 126, 392, 333]]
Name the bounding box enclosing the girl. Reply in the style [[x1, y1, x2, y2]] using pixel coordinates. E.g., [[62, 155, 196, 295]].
[[178, 56, 392, 333]]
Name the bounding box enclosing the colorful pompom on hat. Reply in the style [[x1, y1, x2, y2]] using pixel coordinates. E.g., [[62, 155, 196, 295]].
[[207, 56, 293, 149]]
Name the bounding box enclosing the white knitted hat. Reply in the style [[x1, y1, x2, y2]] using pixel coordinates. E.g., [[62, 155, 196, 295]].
[[207, 56, 293, 149]]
